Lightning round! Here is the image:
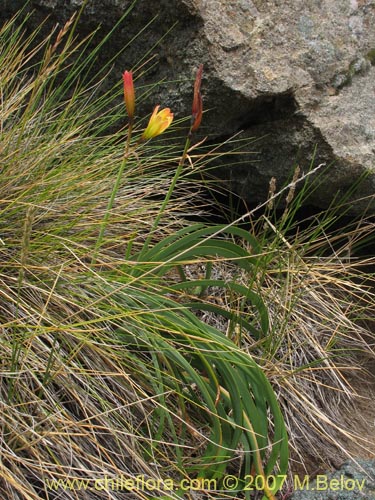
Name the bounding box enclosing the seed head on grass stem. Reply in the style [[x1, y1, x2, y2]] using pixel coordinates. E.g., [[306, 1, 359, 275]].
[[190, 64, 203, 135]]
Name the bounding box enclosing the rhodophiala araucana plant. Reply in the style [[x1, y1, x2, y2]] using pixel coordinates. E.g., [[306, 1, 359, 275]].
[[141, 105, 174, 140]]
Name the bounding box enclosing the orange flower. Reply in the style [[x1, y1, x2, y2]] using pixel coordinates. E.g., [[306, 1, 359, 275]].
[[142, 105, 174, 140], [123, 70, 135, 122], [191, 64, 203, 132]]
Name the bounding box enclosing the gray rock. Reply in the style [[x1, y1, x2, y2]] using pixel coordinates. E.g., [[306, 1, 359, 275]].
[[290, 459, 375, 500], [1, 0, 375, 212]]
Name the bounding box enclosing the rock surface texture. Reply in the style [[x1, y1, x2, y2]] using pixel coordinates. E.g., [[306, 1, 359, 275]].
[[290, 459, 375, 500], [2, 0, 375, 212]]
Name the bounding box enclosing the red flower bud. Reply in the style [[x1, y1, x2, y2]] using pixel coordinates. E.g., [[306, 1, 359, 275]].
[[123, 70, 135, 122]]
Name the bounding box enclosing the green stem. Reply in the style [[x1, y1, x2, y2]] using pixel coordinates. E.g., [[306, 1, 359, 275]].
[[92, 123, 133, 265], [139, 135, 191, 259]]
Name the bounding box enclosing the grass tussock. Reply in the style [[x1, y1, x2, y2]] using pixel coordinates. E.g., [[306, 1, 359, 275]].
[[253, 216, 375, 470], [0, 7, 374, 500], [181, 210, 375, 473]]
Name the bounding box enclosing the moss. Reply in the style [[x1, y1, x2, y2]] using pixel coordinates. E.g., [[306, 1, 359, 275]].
[[366, 48, 375, 65], [332, 56, 371, 90]]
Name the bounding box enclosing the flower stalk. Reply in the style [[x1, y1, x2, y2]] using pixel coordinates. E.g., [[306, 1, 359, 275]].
[[139, 65, 203, 257], [91, 127, 132, 265], [92, 71, 136, 265]]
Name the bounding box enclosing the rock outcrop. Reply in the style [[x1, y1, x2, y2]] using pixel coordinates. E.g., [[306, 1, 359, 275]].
[[290, 459, 375, 500], [2, 0, 375, 213]]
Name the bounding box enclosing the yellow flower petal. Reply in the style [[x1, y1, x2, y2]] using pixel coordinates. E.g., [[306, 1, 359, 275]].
[[142, 106, 174, 140]]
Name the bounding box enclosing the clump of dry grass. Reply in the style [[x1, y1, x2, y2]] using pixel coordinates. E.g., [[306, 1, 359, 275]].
[[184, 244, 375, 467], [259, 234, 375, 471], [183, 172, 375, 478], [0, 329, 162, 499]]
